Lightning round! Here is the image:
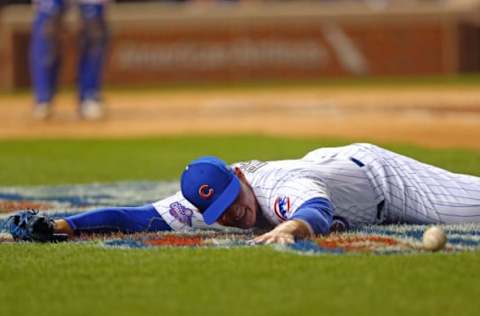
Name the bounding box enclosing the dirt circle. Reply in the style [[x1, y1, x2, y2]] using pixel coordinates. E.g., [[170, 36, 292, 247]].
[[1, 86, 479, 149]]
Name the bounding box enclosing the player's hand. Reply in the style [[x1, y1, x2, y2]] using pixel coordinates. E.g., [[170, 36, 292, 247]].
[[252, 220, 313, 245], [253, 231, 295, 245]]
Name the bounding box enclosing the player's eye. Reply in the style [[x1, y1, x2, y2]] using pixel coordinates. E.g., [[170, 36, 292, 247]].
[[218, 206, 238, 226], [218, 210, 232, 224]]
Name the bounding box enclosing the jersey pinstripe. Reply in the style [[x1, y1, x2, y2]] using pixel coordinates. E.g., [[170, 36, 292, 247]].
[[303, 143, 480, 224], [236, 156, 380, 228]]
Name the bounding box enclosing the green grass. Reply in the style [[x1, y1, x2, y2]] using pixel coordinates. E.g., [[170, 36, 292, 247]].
[[0, 244, 479, 316], [0, 136, 479, 185], [1, 135, 480, 316]]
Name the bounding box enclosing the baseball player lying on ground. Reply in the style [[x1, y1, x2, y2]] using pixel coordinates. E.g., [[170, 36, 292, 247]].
[[7, 143, 480, 244]]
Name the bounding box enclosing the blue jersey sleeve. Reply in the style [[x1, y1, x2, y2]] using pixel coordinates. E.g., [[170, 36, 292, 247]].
[[65, 204, 172, 234], [289, 197, 333, 235]]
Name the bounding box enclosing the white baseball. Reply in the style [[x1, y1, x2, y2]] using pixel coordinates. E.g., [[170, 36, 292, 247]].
[[422, 226, 447, 251]]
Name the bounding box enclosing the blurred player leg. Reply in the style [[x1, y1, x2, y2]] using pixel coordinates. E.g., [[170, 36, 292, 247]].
[[30, 0, 66, 119], [77, 1, 109, 120]]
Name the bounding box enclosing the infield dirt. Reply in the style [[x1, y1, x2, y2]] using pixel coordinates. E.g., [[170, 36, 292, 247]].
[[1, 86, 479, 149]]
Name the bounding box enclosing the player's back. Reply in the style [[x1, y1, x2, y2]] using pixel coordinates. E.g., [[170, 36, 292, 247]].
[[308, 143, 480, 224]]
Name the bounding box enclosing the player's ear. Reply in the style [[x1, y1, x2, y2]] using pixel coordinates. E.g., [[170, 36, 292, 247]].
[[233, 167, 245, 179]]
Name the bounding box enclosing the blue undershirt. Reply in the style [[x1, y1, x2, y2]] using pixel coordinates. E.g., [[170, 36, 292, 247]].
[[65, 204, 172, 234], [289, 197, 334, 234]]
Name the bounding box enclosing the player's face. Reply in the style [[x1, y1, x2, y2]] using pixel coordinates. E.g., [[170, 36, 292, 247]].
[[217, 170, 258, 229]]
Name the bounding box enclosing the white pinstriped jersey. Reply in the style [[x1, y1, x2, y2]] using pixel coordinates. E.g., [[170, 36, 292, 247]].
[[235, 157, 380, 228], [152, 143, 480, 231], [303, 143, 480, 225]]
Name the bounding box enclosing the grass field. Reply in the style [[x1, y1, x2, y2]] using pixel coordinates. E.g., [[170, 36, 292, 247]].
[[1, 244, 479, 316], [1, 136, 479, 185], [0, 136, 479, 316]]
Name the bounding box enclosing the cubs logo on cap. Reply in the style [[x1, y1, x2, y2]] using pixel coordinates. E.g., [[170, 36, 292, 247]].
[[198, 184, 214, 200], [180, 156, 241, 225]]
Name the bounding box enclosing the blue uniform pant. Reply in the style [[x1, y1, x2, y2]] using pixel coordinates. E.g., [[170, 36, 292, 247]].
[[31, 0, 109, 104]]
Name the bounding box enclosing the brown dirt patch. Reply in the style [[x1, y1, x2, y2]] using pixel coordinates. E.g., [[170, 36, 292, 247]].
[[0, 201, 54, 213], [1, 86, 479, 149]]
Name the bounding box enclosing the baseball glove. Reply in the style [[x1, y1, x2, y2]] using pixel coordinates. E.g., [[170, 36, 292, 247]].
[[6, 210, 67, 242]]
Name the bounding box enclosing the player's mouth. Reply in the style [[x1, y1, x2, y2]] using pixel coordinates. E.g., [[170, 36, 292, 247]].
[[219, 205, 256, 229], [234, 207, 246, 221], [234, 207, 255, 229]]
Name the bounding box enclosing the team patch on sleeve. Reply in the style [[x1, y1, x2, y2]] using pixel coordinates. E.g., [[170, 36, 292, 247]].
[[273, 196, 291, 221], [169, 202, 194, 227]]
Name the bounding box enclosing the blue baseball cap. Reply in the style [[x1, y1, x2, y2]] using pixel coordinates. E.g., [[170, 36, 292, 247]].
[[180, 156, 241, 225]]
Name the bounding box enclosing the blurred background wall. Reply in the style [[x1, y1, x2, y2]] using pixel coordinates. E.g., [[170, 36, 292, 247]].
[[1, 0, 480, 90]]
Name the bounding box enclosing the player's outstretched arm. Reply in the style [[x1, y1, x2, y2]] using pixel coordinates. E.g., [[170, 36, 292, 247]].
[[253, 220, 312, 245], [254, 197, 334, 245]]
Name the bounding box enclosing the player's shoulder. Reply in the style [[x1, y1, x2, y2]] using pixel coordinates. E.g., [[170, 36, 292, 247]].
[[151, 192, 228, 231], [302, 143, 380, 160], [234, 160, 269, 174]]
